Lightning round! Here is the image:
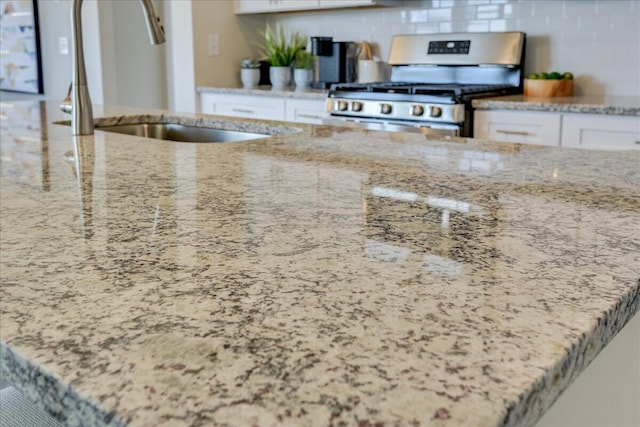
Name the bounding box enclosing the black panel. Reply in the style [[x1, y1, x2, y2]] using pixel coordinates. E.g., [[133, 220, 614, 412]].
[[428, 40, 471, 55]]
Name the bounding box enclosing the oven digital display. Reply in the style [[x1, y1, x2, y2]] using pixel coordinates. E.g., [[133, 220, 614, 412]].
[[428, 40, 471, 54]]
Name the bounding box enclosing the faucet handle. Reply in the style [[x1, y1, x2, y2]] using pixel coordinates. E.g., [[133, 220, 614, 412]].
[[60, 83, 72, 114]]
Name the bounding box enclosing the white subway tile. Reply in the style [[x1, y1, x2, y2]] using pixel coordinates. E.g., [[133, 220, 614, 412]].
[[410, 10, 429, 23], [477, 4, 501, 20], [428, 8, 453, 22], [490, 19, 507, 32], [415, 23, 441, 34], [466, 19, 490, 31]]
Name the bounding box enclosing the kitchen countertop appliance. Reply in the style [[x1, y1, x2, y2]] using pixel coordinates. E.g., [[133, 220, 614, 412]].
[[325, 32, 526, 137], [311, 36, 358, 89]]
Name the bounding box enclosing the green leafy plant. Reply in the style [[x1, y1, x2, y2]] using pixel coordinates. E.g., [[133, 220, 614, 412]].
[[240, 58, 261, 69], [260, 24, 306, 67], [294, 50, 313, 70]]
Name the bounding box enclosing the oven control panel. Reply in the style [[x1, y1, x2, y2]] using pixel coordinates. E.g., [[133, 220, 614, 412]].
[[428, 40, 471, 55], [327, 98, 465, 124]]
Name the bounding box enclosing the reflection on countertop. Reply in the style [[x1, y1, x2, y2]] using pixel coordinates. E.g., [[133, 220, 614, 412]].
[[0, 100, 639, 427]]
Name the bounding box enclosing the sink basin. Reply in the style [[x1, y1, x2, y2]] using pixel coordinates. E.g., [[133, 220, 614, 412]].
[[96, 123, 269, 143]]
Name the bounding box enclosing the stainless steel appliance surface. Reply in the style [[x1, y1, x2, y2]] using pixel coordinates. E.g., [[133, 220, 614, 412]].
[[326, 32, 526, 137]]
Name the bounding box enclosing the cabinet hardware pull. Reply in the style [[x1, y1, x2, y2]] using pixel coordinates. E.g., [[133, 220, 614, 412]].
[[232, 108, 255, 114], [298, 114, 322, 119], [635, 140, 640, 145], [496, 129, 532, 136]]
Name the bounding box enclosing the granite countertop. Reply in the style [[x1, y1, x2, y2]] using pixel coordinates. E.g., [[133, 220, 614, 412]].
[[1, 100, 639, 427], [472, 95, 640, 116], [197, 85, 329, 100]]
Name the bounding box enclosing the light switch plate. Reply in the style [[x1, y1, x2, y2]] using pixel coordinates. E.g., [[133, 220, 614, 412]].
[[208, 34, 219, 56], [58, 37, 69, 55]]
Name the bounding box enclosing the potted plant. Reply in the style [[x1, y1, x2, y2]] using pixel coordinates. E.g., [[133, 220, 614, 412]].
[[293, 50, 314, 89], [261, 24, 306, 88], [240, 58, 261, 88]]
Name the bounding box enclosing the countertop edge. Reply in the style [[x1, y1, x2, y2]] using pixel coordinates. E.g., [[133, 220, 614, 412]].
[[502, 282, 640, 427], [197, 86, 329, 100], [472, 98, 640, 116], [0, 342, 125, 427]]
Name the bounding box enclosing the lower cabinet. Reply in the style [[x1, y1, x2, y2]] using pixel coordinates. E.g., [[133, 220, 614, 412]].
[[200, 93, 328, 125], [285, 99, 330, 124], [200, 93, 286, 121], [475, 110, 640, 151], [474, 111, 561, 147], [561, 114, 640, 150]]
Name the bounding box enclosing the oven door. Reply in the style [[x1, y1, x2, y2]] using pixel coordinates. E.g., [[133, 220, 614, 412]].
[[323, 116, 461, 136]]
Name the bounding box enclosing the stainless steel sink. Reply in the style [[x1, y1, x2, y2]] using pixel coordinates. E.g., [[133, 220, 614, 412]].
[[96, 123, 270, 143]]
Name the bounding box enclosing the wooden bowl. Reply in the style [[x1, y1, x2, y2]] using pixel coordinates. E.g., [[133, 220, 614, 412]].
[[524, 79, 574, 97]]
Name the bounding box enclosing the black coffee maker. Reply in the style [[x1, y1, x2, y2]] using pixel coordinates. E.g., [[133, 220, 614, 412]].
[[310, 37, 358, 89]]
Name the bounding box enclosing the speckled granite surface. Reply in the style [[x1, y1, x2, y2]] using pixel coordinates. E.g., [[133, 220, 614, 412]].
[[472, 95, 640, 116], [1, 100, 639, 427], [197, 85, 329, 100]]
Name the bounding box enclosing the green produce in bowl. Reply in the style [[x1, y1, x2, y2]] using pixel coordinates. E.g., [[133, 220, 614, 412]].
[[562, 72, 574, 80], [528, 73, 540, 79], [548, 71, 562, 79], [540, 72, 550, 79]]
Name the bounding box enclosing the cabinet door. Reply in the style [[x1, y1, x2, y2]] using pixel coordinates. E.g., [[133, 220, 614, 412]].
[[200, 93, 286, 121], [474, 110, 561, 146], [561, 114, 640, 151], [285, 99, 329, 124], [277, 0, 320, 12], [235, 0, 319, 14], [234, 0, 276, 14], [319, 0, 395, 9]]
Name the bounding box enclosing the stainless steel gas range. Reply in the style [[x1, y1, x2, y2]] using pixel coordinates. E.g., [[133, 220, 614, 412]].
[[325, 32, 526, 137]]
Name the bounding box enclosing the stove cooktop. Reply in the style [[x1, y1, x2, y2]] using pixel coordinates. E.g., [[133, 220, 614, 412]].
[[330, 82, 519, 100]]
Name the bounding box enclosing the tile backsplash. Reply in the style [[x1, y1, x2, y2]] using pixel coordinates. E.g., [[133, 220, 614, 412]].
[[267, 0, 640, 96]]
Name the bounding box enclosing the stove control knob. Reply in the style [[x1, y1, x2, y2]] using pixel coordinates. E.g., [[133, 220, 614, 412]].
[[351, 101, 363, 112], [380, 103, 393, 115], [411, 105, 424, 116], [430, 106, 443, 118], [336, 101, 348, 112]]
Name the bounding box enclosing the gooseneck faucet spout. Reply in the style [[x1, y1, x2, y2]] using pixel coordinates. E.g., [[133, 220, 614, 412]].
[[62, 0, 166, 135]]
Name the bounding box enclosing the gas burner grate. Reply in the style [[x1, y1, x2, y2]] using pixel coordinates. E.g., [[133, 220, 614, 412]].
[[412, 84, 515, 96]]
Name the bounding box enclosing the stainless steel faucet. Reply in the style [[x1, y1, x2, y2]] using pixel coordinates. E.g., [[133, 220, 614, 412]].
[[61, 0, 166, 135]]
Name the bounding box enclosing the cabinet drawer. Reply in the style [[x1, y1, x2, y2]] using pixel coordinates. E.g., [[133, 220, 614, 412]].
[[474, 110, 561, 146], [285, 99, 329, 124], [200, 93, 285, 121], [561, 114, 640, 151]]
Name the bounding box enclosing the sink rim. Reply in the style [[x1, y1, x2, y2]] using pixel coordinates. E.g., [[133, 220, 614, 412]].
[[95, 122, 272, 143], [54, 114, 303, 143]]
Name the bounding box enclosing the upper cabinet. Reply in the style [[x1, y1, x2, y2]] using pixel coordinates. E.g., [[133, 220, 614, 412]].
[[235, 0, 396, 15]]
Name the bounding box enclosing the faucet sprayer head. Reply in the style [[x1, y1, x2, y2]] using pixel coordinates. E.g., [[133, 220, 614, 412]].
[[140, 0, 166, 45]]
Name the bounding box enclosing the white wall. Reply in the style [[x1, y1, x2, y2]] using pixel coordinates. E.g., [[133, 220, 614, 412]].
[[268, 0, 640, 96], [99, 0, 168, 109], [192, 1, 264, 89]]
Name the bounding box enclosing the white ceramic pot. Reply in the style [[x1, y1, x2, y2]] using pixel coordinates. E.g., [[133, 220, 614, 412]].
[[240, 68, 260, 88], [293, 68, 313, 88], [269, 66, 292, 88]]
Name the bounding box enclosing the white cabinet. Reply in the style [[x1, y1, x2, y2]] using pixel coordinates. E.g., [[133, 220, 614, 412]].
[[285, 99, 329, 124], [200, 93, 286, 121], [561, 114, 640, 151], [235, 0, 394, 14], [319, 0, 395, 9], [475, 110, 640, 151], [200, 93, 328, 125], [235, 0, 319, 14], [474, 110, 562, 147]]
